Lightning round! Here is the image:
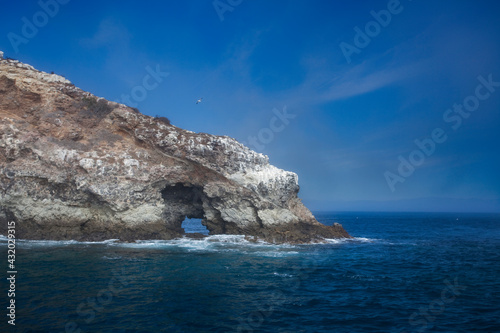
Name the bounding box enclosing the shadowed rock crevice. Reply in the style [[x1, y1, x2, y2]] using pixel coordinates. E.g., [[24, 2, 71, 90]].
[[161, 183, 206, 233]]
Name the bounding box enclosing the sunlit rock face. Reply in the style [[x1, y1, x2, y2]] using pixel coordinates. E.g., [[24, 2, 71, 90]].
[[0, 55, 350, 243]]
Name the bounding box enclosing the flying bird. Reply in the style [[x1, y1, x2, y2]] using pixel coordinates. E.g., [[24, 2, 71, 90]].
[[196, 97, 203, 104]]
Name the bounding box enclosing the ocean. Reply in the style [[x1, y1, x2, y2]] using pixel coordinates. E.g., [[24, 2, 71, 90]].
[[1, 212, 499, 332]]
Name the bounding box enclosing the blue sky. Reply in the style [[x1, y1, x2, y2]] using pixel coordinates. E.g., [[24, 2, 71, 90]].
[[1, 0, 500, 212]]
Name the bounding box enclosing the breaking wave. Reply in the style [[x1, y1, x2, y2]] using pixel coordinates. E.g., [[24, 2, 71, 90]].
[[0, 234, 380, 256]]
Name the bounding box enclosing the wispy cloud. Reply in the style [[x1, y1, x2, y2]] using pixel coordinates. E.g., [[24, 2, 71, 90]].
[[298, 41, 433, 106], [79, 18, 148, 86], [80, 18, 132, 49], [318, 61, 422, 102]]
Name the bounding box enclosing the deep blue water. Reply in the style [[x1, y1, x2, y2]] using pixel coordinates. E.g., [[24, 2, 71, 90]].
[[1, 212, 500, 332]]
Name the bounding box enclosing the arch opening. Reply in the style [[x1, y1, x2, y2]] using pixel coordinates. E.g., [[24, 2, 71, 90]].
[[181, 217, 209, 235], [161, 183, 210, 235]]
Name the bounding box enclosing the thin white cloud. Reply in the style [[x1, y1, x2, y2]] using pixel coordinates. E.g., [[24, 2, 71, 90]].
[[288, 29, 441, 106], [319, 63, 420, 102], [80, 18, 131, 49]]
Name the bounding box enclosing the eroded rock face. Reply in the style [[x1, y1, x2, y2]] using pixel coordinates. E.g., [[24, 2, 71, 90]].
[[0, 55, 350, 243]]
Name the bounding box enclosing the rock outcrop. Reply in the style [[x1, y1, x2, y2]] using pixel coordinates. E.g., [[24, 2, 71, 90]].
[[0, 54, 350, 243]]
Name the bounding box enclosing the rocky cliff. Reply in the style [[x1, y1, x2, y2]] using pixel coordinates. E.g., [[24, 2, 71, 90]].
[[0, 54, 350, 243]]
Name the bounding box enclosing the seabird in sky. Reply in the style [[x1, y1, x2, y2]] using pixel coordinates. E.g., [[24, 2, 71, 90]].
[[196, 97, 203, 104]]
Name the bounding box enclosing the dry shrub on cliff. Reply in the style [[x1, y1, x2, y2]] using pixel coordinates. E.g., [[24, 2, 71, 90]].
[[155, 115, 171, 125], [80, 96, 115, 119]]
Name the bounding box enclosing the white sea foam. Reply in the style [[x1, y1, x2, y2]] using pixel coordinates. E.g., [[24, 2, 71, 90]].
[[323, 237, 378, 244], [0, 237, 120, 247], [102, 255, 122, 260], [324, 237, 417, 246], [273, 272, 294, 278], [0, 234, 380, 252], [351, 237, 379, 243], [252, 250, 300, 257], [114, 235, 300, 255]]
